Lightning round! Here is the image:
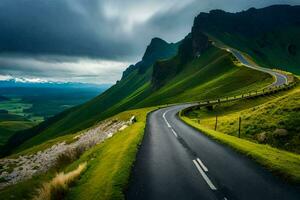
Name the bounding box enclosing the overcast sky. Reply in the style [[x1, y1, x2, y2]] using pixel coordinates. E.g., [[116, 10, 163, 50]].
[[0, 0, 298, 84]]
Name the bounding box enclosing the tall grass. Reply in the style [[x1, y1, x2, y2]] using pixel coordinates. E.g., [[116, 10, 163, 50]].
[[33, 162, 87, 200]]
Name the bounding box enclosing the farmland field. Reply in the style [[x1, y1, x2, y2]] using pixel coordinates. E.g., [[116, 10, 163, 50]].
[[0, 86, 108, 147]]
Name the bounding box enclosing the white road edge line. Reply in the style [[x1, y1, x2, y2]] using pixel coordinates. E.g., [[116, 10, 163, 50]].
[[171, 128, 178, 138], [162, 111, 171, 128], [196, 158, 208, 172], [193, 160, 217, 190]]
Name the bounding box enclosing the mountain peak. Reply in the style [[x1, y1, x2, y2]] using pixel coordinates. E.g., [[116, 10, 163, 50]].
[[142, 38, 170, 61], [121, 38, 178, 79], [150, 37, 168, 44]]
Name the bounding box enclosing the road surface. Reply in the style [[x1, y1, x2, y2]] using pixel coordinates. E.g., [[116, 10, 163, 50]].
[[126, 105, 300, 200], [229, 49, 288, 87]]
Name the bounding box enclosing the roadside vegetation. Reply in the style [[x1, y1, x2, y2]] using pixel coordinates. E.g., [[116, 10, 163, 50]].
[[181, 82, 300, 182], [65, 107, 154, 200], [184, 84, 300, 153], [33, 163, 87, 200], [181, 115, 300, 183], [0, 107, 155, 200]]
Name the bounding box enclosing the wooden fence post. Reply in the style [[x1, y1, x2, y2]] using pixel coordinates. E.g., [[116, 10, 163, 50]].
[[215, 115, 218, 131], [238, 116, 241, 138]]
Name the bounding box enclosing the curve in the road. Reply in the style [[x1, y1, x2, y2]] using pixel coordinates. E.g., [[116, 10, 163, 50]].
[[126, 105, 300, 200], [228, 48, 288, 87], [212, 41, 289, 88], [126, 44, 297, 200]]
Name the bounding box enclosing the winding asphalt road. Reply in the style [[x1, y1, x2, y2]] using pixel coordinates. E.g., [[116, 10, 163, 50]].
[[126, 105, 300, 200], [229, 49, 288, 87]]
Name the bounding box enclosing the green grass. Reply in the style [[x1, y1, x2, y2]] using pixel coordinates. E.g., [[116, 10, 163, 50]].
[[185, 85, 300, 153], [0, 168, 56, 200], [180, 115, 300, 183]]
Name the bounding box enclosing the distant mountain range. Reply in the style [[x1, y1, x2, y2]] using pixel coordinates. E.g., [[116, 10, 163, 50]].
[[0, 78, 111, 89]]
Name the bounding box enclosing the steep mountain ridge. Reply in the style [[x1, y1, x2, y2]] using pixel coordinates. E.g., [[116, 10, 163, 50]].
[[193, 5, 300, 74], [152, 32, 211, 89]]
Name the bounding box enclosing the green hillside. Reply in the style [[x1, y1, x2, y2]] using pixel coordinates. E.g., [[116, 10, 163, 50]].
[[193, 5, 300, 74], [186, 85, 300, 153]]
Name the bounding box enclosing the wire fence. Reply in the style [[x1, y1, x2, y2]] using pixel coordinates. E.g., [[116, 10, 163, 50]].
[[182, 74, 298, 115]]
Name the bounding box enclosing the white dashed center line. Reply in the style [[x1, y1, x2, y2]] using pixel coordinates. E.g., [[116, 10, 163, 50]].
[[171, 128, 178, 138], [163, 110, 179, 138], [196, 158, 208, 172], [162, 111, 171, 128], [162, 109, 221, 195], [163, 109, 218, 192], [193, 159, 217, 190]]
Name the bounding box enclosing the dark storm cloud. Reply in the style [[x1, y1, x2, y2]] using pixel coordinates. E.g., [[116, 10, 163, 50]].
[[0, 0, 136, 60], [0, 0, 298, 83], [0, 0, 299, 60]]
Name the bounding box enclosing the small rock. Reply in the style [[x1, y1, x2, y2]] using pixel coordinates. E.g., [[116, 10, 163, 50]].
[[130, 116, 137, 124]]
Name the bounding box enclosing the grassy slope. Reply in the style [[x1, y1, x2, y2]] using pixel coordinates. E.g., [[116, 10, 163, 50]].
[[0, 107, 155, 199], [180, 115, 300, 183], [137, 47, 272, 106], [14, 47, 273, 153], [186, 85, 300, 153]]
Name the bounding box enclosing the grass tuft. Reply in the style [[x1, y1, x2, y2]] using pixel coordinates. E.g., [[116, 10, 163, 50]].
[[33, 162, 87, 200]]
